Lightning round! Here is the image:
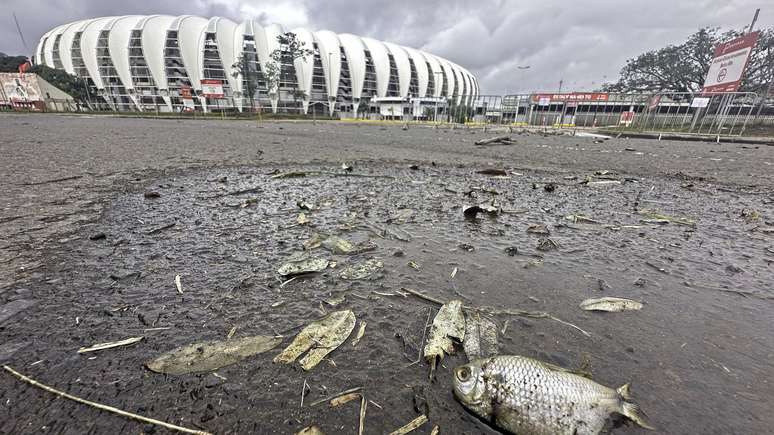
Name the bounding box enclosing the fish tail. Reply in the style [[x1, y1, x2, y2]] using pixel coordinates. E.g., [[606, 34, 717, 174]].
[[617, 383, 655, 430], [616, 383, 632, 400]]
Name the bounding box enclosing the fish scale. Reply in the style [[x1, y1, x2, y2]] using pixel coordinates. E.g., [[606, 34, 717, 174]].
[[453, 355, 652, 435]]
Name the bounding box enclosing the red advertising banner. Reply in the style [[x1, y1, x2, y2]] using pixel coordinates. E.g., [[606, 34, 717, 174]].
[[702, 32, 759, 94], [531, 92, 609, 103], [201, 79, 224, 98]]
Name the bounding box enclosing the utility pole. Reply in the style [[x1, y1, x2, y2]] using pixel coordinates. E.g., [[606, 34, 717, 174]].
[[748, 8, 760, 33], [327, 52, 334, 116], [750, 8, 770, 121], [558, 78, 564, 94]]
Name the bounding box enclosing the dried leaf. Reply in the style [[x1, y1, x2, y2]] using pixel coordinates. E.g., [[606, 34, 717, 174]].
[[78, 336, 144, 353], [274, 310, 356, 370], [330, 392, 360, 407], [297, 213, 310, 225], [463, 312, 498, 361], [424, 300, 465, 369], [296, 425, 325, 435], [278, 256, 329, 276], [637, 209, 695, 226], [174, 274, 183, 294], [339, 259, 384, 280], [351, 321, 367, 347], [580, 297, 643, 312], [146, 335, 281, 374], [388, 414, 429, 435]]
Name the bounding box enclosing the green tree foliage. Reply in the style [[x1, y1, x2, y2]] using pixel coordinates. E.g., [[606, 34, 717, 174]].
[[606, 27, 774, 93], [0, 54, 29, 73], [231, 53, 260, 110], [29, 64, 89, 102], [267, 32, 314, 99]]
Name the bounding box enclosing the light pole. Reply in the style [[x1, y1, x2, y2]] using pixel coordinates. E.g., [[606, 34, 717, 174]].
[[433, 71, 443, 122], [514, 65, 530, 123], [327, 52, 334, 115]]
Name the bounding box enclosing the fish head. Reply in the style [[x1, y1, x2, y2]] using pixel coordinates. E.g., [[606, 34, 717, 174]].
[[452, 361, 492, 417]]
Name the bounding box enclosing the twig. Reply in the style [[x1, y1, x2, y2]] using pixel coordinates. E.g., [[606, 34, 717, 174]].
[[388, 414, 429, 435], [308, 387, 363, 407], [146, 222, 176, 235], [300, 378, 308, 408], [78, 337, 144, 353], [401, 287, 591, 337], [2, 365, 211, 435], [21, 175, 83, 186]]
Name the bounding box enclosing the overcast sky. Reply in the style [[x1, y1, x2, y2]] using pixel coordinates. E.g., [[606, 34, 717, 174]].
[[1, 0, 771, 94]]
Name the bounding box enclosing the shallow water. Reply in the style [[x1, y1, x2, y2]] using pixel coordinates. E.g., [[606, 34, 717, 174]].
[[3, 159, 772, 434]]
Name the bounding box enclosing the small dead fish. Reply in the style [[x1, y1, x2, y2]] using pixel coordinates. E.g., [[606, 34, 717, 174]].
[[580, 297, 643, 312], [453, 355, 653, 434]]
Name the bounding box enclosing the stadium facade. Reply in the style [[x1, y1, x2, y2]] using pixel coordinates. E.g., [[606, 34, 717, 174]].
[[34, 16, 479, 116]]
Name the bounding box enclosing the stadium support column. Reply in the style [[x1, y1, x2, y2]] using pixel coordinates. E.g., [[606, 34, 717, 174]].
[[199, 96, 208, 113]]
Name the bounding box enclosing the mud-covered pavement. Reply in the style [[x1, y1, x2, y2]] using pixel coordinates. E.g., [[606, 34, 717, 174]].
[[1, 113, 773, 434]]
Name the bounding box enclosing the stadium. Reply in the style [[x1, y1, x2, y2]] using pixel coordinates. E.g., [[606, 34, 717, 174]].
[[33, 15, 479, 117]]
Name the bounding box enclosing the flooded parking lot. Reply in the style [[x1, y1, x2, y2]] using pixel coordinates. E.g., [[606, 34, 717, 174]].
[[1, 114, 773, 434]]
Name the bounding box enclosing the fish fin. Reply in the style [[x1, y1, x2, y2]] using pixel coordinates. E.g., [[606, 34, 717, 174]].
[[621, 401, 656, 431], [616, 383, 632, 400]]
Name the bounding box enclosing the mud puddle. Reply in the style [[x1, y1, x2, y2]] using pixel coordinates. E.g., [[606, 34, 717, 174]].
[[1, 161, 773, 434]]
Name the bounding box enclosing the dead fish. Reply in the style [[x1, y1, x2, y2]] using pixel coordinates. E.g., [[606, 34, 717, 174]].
[[580, 297, 643, 312], [453, 355, 653, 435]]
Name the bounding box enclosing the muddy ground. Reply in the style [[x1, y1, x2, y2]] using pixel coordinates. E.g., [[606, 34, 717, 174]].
[[1, 113, 773, 435]]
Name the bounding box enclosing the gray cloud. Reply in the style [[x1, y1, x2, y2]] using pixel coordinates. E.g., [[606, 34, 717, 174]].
[[2, 0, 771, 94]]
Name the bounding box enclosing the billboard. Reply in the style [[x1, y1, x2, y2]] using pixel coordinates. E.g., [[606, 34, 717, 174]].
[[201, 79, 224, 98], [702, 32, 759, 93], [531, 92, 609, 103]]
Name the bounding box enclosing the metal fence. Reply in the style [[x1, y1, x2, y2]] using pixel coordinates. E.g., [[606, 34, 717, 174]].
[[3, 90, 773, 138]]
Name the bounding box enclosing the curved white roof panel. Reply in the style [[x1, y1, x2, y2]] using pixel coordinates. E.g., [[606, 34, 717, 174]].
[[36, 15, 479, 113], [361, 37, 390, 98], [338, 34, 366, 101], [383, 42, 410, 98], [141, 15, 175, 91], [403, 46, 429, 98], [108, 16, 143, 90], [80, 17, 114, 89], [314, 30, 342, 100]]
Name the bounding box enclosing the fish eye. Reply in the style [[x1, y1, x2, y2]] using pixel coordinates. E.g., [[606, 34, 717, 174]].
[[456, 367, 471, 382]]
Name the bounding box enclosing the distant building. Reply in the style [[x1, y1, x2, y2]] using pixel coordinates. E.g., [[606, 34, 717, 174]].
[[0, 73, 75, 111], [34, 16, 479, 116]]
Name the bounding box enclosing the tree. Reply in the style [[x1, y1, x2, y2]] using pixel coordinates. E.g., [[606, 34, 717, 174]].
[[0, 54, 29, 73], [267, 32, 314, 109], [231, 53, 260, 111], [29, 64, 89, 103], [606, 27, 774, 94]]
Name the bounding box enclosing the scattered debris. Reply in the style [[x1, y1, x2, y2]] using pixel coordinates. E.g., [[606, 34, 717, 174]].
[[351, 321, 367, 347], [274, 310, 356, 370], [424, 299, 465, 378], [580, 297, 643, 312], [463, 311, 498, 360], [388, 414, 429, 435], [463, 204, 499, 219], [296, 425, 324, 435], [741, 209, 760, 222], [174, 274, 183, 294], [407, 261, 421, 270], [504, 246, 519, 256], [339, 259, 384, 280], [78, 337, 144, 354], [564, 214, 600, 224], [544, 182, 557, 192], [536, 238, 559, 251], [474, 136, 515, 146], [527, 224, 550, 235], [575, 132, 612, 140], [476, 169, 509, 176], [278, 255, 330, 276], [329, 391, 367, 435], [458, 243, 475, 252], [319, 235, 376, 255], [89, 232, 106, 241], [638, 209, 696, 226], [146, 335, 282, 374], [585, 180, 622, 187], [146, 222, 176, 235], [297, 213, 310, 225], [143, 191, 161, 199], [2, 365, 212, 435]]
